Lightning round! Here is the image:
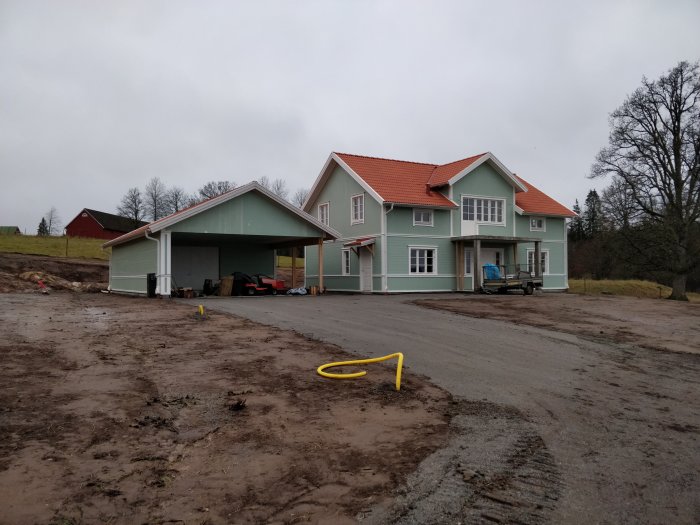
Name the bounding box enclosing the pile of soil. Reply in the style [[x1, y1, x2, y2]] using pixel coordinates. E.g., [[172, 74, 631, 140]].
[[0, 292, 451, 524], [0, 252, 108, 293]]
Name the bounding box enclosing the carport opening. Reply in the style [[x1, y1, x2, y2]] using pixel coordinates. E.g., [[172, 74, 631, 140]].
[[169, 232, 315, 296]]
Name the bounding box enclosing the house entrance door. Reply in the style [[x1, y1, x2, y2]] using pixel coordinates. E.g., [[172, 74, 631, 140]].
[[480, 248, 504, 268], [359, 248, 373, 293]]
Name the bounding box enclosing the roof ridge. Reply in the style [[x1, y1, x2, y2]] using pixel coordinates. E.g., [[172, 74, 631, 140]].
[[436, 152, 488, 169], [335, 151, 438, 167]]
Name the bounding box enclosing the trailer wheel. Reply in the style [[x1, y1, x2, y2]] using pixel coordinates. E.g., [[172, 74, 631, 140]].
[[524, 283, 534, 295]]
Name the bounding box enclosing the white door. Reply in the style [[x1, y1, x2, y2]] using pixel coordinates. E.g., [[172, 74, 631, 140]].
[[359, 248, 373, 293], [480, 248, 503, 267]]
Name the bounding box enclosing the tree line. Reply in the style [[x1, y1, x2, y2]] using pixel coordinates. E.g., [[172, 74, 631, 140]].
[[116, 177, 310, 223], [572, 60, 700, 300]]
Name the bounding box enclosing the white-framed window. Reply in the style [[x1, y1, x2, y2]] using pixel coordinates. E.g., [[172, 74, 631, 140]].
[[318, 202, 329, 226], [413, 208, 433, 226], [351, 194, 364, 224], [341, 249, 351, 275], [529, 216, 546, 231], [409, 246, 437, 275], [527, 249, 549, 275], [462, 196, 505, 225], [464, 248, 473, 275]]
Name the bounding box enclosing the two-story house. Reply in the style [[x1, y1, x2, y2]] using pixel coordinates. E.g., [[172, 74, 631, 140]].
[[303, 151, 575, 293]]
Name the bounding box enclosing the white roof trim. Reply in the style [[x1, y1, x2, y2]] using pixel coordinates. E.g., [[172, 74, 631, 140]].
[[105, 181, 339, 247], [303, 152, 384, 212], [446, 152, 528, 193], [514, 205, 524, 215]]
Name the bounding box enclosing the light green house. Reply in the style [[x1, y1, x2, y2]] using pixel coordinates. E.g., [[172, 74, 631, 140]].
[[104, 182, 338, 295], [303, 152, 575, 293]]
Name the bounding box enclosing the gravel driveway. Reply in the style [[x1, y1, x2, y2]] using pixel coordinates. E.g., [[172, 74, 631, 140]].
[[188, 293, 700, 524]]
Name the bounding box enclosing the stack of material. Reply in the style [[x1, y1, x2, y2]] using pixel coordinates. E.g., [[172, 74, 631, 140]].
[[219, 276, 233, 296]]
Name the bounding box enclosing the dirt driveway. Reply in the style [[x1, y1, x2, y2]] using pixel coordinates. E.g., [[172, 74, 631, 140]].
[[196, 293, 700, 524], [0, 292, 451, 524]]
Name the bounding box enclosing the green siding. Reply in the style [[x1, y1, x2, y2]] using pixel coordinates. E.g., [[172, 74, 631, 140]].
[[109, 238, 157, 293], [220, 244, 274, 276], [451, 163, 516, 236], [173, 191, 323, 239], [386, 207, 451, 236], [307, 165, 382, 238]]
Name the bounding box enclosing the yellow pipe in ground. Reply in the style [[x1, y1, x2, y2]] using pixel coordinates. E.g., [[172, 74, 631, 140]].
[[317, 352, 404, 391]]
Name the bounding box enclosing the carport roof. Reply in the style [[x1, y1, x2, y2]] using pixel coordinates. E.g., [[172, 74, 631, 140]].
[[103, 181, 340, 248]]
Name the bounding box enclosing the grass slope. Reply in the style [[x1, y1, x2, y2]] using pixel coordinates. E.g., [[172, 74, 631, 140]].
[[0, 235, 109, 260], [569, 278, 700, 303]]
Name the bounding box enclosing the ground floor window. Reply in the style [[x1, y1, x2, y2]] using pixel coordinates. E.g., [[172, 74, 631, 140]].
[[409, 247, 436, 274], [527, 249, 549, 275], [341, 249, 351, 275], [464, 248, 472, 275]]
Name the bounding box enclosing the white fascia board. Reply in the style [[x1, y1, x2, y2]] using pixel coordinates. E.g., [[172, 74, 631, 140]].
[[332, 153, 385, 205], [303, 153, 336, 212], [514, 205, 524, 215], [148, 181, 340, 240], [447, 152, 528, 193]]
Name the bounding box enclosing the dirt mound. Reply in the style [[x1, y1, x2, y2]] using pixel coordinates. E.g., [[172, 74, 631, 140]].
[[0, 252, 108, 293]]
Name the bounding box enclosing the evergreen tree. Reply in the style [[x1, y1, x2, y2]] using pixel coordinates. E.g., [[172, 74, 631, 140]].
[[37, 217, 49, 236], [568, 199, 585, 240], [583, 189, 604, 237]]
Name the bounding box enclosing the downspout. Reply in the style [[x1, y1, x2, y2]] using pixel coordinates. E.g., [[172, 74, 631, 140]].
[[145, 230, 160, 295], [382, 203, 395, 293]]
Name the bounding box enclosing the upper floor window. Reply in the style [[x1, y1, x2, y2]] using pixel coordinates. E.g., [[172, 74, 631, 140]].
[[462, 196, 504, 225], [318, 202, 329, 226], [351, 194, 364, 224], [413, 208, 433, 226], [530, 217, 546, 231]]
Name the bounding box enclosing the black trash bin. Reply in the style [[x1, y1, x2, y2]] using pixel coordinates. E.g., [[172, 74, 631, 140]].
[[147, 273, 157, 298]]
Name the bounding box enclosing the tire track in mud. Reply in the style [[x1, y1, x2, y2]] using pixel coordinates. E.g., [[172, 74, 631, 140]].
[[366, 400, 561, 524]]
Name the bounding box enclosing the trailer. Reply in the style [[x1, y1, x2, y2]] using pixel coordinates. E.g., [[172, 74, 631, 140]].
[[481, 264, 543, 295]]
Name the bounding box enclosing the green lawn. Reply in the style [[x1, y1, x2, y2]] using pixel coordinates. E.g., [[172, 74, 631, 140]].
[[569, 278, 700, 303], [0, 234, 109, 260]]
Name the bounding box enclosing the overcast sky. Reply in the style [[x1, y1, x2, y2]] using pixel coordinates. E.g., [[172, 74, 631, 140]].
[[1, 1, 699, 233]]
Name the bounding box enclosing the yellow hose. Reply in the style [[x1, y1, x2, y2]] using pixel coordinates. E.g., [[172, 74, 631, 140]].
[[317, 352, 404, 391]]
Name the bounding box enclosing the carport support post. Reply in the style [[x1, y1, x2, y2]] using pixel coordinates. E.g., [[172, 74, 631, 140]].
[[455, 240, 464, 291], [291, 247, 297, 288], [534, 241, 541, 277], [474, 239, 482, 291], [317, 238, 324, 293]]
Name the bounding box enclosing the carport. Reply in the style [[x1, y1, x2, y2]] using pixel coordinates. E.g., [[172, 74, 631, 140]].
[[103, 182, 339, 296]]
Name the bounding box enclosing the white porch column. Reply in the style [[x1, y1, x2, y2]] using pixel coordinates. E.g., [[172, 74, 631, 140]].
[[474, 239, 482, 291], [158, 230, 172, 296]]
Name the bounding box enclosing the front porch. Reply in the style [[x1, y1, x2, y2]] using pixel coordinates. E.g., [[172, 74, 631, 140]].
[[452, 235, 544, 292]]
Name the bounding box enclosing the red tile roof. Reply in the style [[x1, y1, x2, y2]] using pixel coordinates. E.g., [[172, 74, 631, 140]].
[[334, 152, 574, 217], [515, 176, 576, 217], [427, 153, 487, 187], [335, 153, 457, 208]]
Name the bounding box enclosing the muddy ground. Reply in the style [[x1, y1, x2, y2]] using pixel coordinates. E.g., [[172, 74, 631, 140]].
[[415, 292, 700, 355], [0, 292, 454, 524], [0, 252, 109, 293]]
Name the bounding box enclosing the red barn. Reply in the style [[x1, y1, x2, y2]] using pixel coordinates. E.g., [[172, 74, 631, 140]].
[[65, 209, 147, 240]]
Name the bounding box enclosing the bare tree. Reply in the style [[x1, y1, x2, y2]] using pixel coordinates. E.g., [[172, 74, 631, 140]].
[[591, 61, 700, 300], [291, 188, 309, 208], [601, 176, 641, 230], [44, 207, 61, 235], [144, 177, 169, 221], [258, 176, 271, 189], [117, 187, 145, 224], [198, 180, 235, 200], [166, 186, 188, 214], [270, 178, 289, 200]]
